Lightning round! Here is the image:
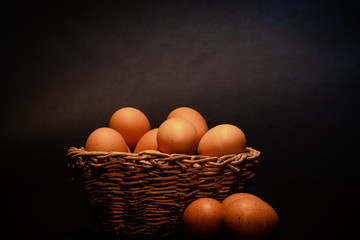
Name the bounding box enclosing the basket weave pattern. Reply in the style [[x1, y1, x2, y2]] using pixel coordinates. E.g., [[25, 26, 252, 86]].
[[67, 147, 260, 238]]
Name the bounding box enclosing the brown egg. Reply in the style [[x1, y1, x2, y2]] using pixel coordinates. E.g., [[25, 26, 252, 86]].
[[222, 193, 261, 211], [134, 128, 158, 153], [109, 107, 151, 150], [167, 107, 208, 142], [182, 198, 224, 239], [198, 124, 247, 157], [223, 198, 279, 240], [85, 127, 129, 152], [157, 118, 198, 154]]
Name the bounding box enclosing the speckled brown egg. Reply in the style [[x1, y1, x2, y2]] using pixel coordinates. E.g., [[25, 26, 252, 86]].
[[222, 193, 261, 211], [182, 198, 224, 239], [223, 197, 279, 240]]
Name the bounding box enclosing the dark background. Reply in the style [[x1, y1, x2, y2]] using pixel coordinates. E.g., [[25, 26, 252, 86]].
[[1, 0, 359, 239]]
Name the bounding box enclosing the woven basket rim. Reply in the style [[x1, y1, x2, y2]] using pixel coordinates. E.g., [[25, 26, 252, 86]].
[[67, 146, 260, 160], [67, 146, 260, 173]]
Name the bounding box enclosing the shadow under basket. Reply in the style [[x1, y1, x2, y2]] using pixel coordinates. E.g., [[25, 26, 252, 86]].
[[66, 147, 260, 238]]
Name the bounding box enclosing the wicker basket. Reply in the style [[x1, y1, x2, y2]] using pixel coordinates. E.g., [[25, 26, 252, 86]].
[[66, 146, 260, 238]]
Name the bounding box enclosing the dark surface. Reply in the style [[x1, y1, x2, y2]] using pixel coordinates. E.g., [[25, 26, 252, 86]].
[[1, 0, 359, 239]]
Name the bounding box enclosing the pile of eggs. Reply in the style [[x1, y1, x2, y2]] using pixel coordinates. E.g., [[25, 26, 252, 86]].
[[84, 106, 279, 239], [85, 106, 247, 157], [182, 193, 279, 240]]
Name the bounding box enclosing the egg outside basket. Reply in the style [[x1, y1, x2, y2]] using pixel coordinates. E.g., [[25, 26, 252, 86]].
[[67, 147, 260, 238]]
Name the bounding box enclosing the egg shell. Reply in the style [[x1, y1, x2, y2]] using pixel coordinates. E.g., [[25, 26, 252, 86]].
[[222, 193, 261, 211], [182, 198, 224, 239], [157, 118, 198, 154], [197, 124, 247, 157], [134, 128, 159, 153], [85, 127, 129, 152], [167, 107, 208, 142], [223, 197, 279, 240], [109, 107, 151, 150]]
